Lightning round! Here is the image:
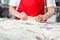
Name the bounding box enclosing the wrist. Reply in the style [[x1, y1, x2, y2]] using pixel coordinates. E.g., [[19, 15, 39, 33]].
[[43, 14, 50, 19], [44, 12, 53, 18]]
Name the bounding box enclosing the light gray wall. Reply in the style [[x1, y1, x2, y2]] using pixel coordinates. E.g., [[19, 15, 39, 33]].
[[55, 0, 60, 2]]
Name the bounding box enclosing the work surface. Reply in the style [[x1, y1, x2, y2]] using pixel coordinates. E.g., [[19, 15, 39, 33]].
[[0, 18, 60, 40]]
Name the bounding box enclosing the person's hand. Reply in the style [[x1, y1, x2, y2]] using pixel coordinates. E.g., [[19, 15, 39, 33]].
[[35, 14, 47, 23], [19, 12, 28, 20]]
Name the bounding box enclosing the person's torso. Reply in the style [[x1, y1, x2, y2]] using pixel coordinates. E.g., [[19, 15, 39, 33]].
[[16, 0, 45, 20], [18, 0, 44, 16]]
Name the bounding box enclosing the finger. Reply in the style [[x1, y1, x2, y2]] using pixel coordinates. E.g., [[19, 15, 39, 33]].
[[22, 16, 28, 20], [22, 17, 27, 20], [41, 16, 47, 23], [35, 18, 40, 22], [40, 18, 47, 23], [37, 16, 43, 22], [21, 12, 27, 16], [38, 15, 44, 21], [35, 17, 43, 23], [35, 18, 46, 23], [40, 20, 47, 23], [38, 15, 43, 19]]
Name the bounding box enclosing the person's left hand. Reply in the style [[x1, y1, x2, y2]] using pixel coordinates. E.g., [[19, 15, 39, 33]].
[[35, 14, 47, 23]]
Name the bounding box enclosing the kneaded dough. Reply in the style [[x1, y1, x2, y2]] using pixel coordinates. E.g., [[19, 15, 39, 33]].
[[18, 17, 46, 25], [4, 17, 46, 25]]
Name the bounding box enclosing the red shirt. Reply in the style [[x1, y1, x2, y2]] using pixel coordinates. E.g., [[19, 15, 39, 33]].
[[16, 0, 44, 20]]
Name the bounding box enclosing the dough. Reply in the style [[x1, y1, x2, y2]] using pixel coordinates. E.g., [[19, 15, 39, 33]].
[[18, 17, 46, 25], [4, 17, 46, 25]]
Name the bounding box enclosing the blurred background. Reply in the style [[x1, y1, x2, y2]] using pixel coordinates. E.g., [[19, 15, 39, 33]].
[[0, 0, 60, 22]]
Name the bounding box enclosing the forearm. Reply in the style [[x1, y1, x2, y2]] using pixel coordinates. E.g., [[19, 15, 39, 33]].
[[44, 6, 55, 19], [9, 6, 21, 18]]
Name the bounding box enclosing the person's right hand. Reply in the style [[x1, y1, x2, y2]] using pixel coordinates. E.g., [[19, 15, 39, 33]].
[[19, 12, 28, 20]]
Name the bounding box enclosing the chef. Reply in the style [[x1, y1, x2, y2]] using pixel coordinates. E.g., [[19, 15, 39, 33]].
[[9, 0, 56, 23]]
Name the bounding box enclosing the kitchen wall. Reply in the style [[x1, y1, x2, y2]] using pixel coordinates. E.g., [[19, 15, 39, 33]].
[[55, 0, 60, 2], [0, 0, 10, 18]]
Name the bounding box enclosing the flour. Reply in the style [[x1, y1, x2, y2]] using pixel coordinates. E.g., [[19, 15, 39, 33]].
[[17, 17, 47, 25]]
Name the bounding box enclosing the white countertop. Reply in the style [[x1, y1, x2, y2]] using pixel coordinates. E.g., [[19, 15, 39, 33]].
[[0, 15, 60, 40]]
